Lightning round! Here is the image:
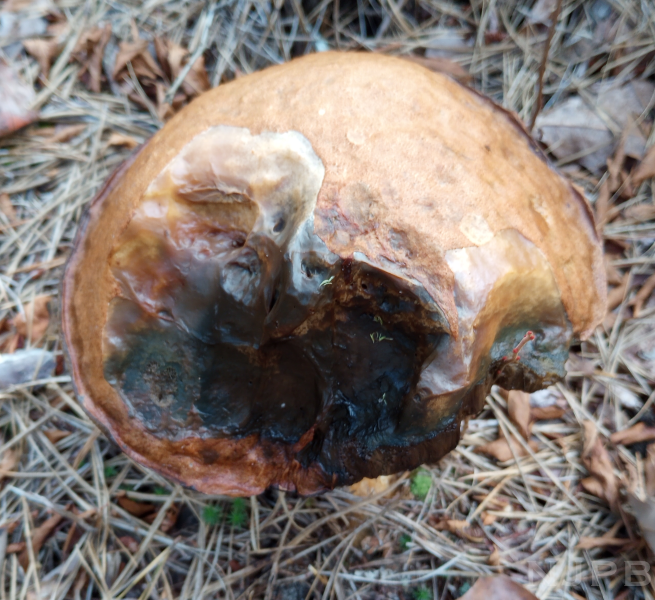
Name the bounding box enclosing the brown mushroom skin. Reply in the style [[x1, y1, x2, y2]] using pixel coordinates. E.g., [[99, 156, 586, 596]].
[[63, 52, 606, 496]]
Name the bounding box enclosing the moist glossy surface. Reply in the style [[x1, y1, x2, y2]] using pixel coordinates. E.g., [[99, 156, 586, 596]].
[[102, 126, 571, 486]]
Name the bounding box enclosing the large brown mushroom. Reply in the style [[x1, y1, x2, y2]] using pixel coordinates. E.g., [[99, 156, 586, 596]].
[[62, 52, 606, 496]]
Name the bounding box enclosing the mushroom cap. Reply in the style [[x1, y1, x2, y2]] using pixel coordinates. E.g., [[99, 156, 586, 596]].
[[62, 52, 606, 495]]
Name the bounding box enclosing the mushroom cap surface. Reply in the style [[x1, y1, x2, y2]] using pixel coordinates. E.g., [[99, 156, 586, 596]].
[[63, 52, 606, 495]]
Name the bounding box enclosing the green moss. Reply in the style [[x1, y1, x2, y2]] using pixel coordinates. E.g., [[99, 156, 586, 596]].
[[103, 465, 118, 479], [229, 498, 248, 528], [153, 486, 168, 495], [413, 586, 433, 600], [399, 533, 412, 551], [410, 469, 432, 500], [202, 505, 223, 526]]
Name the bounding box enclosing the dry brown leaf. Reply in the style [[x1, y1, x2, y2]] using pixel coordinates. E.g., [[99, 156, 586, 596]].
[[46, 124, 87, 144], [481, 511, 497, 526], [0, 60, 38, 138], [401, 55, 472, 84], [0, 193, 18, 225], [595, 180, 611, 227], [6, 541, 26, 554], [156, 39, 209, 98], [106, 132, 139, 149], [508, 390, 531, 439], [530, 405, 566, 421], [113, 39, 163, 82], [624, 204, 655, 222], [181, 54, 209, 97], [604, 255, 623, 285], [43, 429, 71, 444], [606, 276, 629, 311], [630, 272, 655, 317], [645, 444, 655, 497], [434, 519, 484, 543], [22, 38, 60, 79], [460, 575, 538, 600], [18, 512, 64, 570], [349, 475, 392, 497], [628, 494, 655, 553], [477, 438, 537, 462], [488, 545, 501, 566], [610, 422, 655, 446], [581, 420, 619, 510], [116, 493, 155, 518], [12, 296, 51, 344], [632, 145, 655, 185], [72, 24, 111, 93], [119, 535, 139, 553], [576, 536, 634, 550], [0, 449, 20, 482], [144, 503, 179, 533], [535, 80, 654, 172]]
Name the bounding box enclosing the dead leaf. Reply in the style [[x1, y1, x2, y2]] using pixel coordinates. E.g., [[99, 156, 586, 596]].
[[116, 492, 155, 518], [630, 272, 655, 317], [629, 494, 655, 553], [144, 503, 179, 533], [434, 519, 484, 543], [477, 438, 538, 462], [488, 545, 501, 566], [119, 535, 139, 553], [401, 55, 472, 83], [632, 145, 655, 185], [481, 511, 496, 526], [624, 204, 655, 222], [113, 39, 163, 82], [508, 390, 531, 440], [6, 542, 25, 554], [47, 124, 86, 144], [72, 24, 111, 93], [460, 575, 538, 600], [0, 449, 20, 482], [12, 296, 51, 344], [22, 38, 60, 80], [0, 60, 38, 138], [350, 476, 392, 497], [576, 536, 634, 550], [530, 405, 566, 421], [610, 422, 655, 446], [606, 275, 629, 311], [106, 132, 139, 149], [535, 80, 655, 172], [581, 420, 619, 510], [155, 38, 209, 98], [645, 444, 655, 497], [43, 429, 70, 444], [0, 193, 18, 225], [18, 512, 64, 570]]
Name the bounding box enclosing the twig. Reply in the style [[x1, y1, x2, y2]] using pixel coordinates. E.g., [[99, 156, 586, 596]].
[[528, 0, 564, 131]]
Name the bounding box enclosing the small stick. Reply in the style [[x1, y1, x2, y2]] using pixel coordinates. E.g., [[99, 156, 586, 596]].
[[528, 0, 564, 131]]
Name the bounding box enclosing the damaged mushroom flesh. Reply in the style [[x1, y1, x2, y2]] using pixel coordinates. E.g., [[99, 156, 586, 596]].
[[63, 52, 606, 495]]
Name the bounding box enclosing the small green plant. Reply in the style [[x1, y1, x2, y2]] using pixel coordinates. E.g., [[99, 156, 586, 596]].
[[229, 498, 248, 528], [399, 533, 411, 551], [319, 275, 334, 287], [370, 331, 393, 343], [202, 505, 222, 526], [413, 586, 433, 600], [410, 469, 432, 500], [103, 465, 118, 479], [154, 486, 168, 496]]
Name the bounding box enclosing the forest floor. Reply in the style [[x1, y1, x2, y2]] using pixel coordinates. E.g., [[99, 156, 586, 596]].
[[1, 0, 655, 599]]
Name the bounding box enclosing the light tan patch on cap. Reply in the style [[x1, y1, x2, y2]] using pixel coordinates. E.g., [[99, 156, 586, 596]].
[[459, 214, 494, 246]]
